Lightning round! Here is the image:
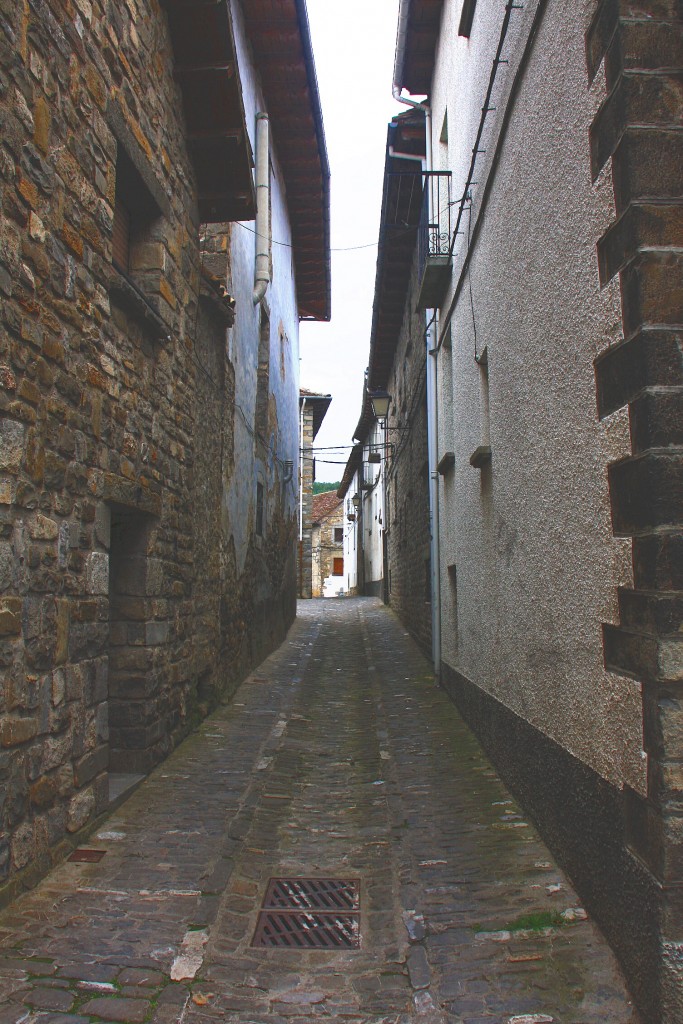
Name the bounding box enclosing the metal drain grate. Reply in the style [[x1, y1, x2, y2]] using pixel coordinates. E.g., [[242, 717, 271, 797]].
[[252, 877, 361, 949], [68, 849, 106, 863]]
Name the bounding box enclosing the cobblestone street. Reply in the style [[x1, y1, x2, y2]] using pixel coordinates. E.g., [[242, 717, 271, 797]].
[[0, 599, 639, 1024]]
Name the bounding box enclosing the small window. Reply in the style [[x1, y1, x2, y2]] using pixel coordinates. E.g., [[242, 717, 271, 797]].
[[112, 196, 132, 273], [333, 557, 344, 576], [255, 481, 264, 537], [112, 144, 161, 277], [334, 527, 343, 543], [255, 308, 270, 446]]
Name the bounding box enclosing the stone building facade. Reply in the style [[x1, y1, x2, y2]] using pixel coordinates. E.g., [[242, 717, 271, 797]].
[[0, 0, 329, 901], [311, 490, 344, 597], [390, 0, 682, 1019], [298, 389, 331, 598], [340, 109, 432, 651]]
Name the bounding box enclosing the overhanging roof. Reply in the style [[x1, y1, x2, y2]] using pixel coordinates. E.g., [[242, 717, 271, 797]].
[[338, 443, 363, 500], [163, 1, 331, 321], [350, 109, 425, 446], [394, 0, 445, 97], [243, 0, 331, 322], [300, 389, 332, 440], [164, 0, 256, 223]]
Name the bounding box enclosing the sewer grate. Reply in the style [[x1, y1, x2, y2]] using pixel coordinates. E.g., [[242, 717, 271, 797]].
[[68, 848, 107, 863], [252, 877, 361, 949]]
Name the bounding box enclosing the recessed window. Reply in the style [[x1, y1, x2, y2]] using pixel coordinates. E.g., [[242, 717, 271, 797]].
[[256, 481, 264, 537], [107, 104, 172, 341], [334, 527, 343, 543], [255, 308, 270, 446], [112, 144, 161, 277]]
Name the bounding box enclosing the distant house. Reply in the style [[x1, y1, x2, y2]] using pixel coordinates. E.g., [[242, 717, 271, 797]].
[[311, 492, 345, 597], [298, 389, 332, 598]]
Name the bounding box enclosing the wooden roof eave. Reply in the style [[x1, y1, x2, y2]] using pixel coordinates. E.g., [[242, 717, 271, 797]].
[[162, 0, 256, 223]]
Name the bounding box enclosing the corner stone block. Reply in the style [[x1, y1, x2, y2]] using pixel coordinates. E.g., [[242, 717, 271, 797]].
[[0, 420, 25, 473], [0, 597, 21, 636], [612, 128, 683, 216], [1, 717, 38, 747], [11, 821, 35, 871], [29, 514, 59, 541], [608, 451, 683, 534], [67, 787, 95, 833], [632, 533, 683, 590], [630, 389, 683, 453], [620, 250, 683, 338], [86, 551, 109, 595]]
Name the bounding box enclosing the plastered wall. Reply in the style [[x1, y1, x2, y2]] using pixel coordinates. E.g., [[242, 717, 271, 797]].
[[433, 0, 645, 792]]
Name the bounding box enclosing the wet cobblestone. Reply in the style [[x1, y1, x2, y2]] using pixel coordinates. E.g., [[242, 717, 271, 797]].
[[0, 599, 639, 1023]]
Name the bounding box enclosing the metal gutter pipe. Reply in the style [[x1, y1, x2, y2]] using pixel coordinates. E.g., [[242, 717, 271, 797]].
[[252, 112, 270, 306]]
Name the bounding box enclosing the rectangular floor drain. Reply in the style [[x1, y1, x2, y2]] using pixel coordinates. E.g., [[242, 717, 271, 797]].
[[68, 849, 107, 863], [252, 877, 361, 948]]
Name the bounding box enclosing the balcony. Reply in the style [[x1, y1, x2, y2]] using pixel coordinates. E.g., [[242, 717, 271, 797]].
[[416, 172, 452, 311]]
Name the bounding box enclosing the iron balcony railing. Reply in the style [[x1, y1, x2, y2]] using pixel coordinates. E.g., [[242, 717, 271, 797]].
[[417, 171, 453, 310]]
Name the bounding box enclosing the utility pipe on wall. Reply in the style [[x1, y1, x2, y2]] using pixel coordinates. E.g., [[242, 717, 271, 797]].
[[252, 112, 270, 306]]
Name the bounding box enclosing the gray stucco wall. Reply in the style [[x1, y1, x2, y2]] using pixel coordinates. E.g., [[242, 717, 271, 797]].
[[433, 0, 645, 793]]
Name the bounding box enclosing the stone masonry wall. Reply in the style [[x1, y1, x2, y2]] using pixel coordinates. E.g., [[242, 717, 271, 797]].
[[0, 0, 297, 901], [385, 258, 432, 656]]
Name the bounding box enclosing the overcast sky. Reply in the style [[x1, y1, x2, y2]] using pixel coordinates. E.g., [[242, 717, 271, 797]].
[[299, 0, 403, 482]]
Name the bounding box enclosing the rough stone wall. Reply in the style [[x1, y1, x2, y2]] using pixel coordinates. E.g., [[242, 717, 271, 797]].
[[588, 0, 683, 1018], [0, 0, 298, 901], [385, 260, 432, 656]]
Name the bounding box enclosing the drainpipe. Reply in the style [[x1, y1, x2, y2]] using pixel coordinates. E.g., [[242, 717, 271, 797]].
[[252, 112, 270, 306], [392, 9, 442, 675]]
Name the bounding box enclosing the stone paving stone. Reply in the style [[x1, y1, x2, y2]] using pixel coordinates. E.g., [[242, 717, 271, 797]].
[[0, 599, 640, 1023], [79, 996, 150, 1022]]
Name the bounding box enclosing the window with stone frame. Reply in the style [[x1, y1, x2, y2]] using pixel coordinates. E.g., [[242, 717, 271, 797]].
[[255, 307, 271, 446], [334, 527, 343, 543], [255, 481, 264, 537], [107, 102, 173, 341], [113, 144, 162, 280]]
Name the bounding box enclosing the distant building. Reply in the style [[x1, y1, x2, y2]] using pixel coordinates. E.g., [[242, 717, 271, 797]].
[[311, 492, 345, 597], [0, 0, 329, 898], [298, 389, 331, 598]]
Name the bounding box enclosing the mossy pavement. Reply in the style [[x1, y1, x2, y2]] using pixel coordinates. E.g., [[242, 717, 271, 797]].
[[0, 599, 639, 1023]]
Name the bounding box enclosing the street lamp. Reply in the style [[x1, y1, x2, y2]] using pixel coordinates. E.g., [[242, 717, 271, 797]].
[[367, 387, 391, 424], [351, 493, 360, 512]]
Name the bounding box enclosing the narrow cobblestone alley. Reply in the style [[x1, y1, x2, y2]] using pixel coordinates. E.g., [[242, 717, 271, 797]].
[[0, 599, 639, 1024]]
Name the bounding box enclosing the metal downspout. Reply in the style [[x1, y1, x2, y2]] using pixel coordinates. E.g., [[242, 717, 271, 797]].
[[252, 112, 270, 306]]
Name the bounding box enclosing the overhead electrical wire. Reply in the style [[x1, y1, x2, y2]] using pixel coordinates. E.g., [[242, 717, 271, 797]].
[[236, 219, 419, 253]]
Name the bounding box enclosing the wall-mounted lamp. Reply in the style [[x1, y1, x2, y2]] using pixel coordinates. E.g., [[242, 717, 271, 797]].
[[368, 387, 391, 423], [351, 493, 360, 511]]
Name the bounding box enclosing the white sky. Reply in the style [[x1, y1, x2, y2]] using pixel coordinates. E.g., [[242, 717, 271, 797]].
[[299, 0, 403, 482]]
